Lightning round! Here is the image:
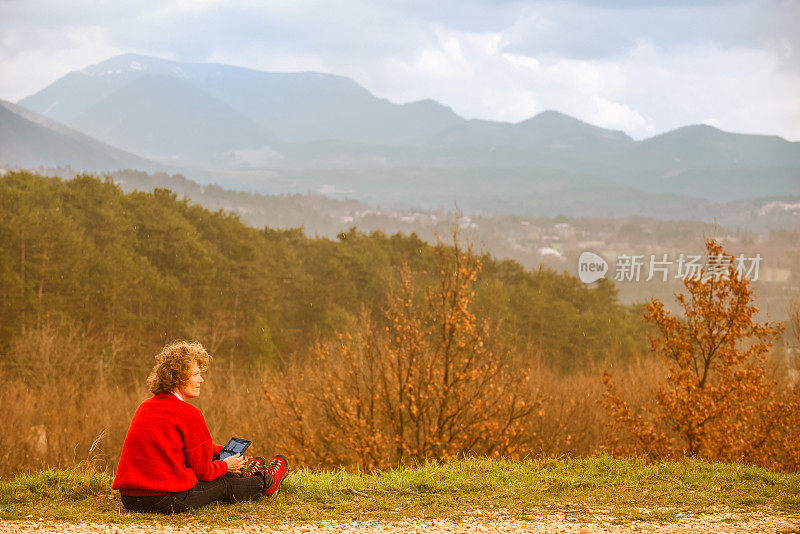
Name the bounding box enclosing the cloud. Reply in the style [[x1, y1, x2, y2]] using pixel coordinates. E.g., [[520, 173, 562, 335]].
[[591, 97, 651, 134], [0, 24, 128, 101], [358, 28, 799, 139], [502, 0, 800, 68], [615, 40, 800, 138]]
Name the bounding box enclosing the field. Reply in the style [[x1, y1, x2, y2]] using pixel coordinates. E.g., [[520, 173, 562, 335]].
[[1, 457, 798, 533]]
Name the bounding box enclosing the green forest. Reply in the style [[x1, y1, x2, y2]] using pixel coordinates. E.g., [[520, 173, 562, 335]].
[[0, 170, 647, 374]]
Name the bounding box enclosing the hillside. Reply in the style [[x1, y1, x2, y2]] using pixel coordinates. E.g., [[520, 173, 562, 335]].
[[15, 167, 796, 329], [69, 73, 273, 166], [0, 170, 646, 368], [0, 99, 163, 171]]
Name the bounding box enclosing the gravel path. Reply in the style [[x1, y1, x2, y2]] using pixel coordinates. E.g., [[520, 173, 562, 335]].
[[2, 511, 798, 534]]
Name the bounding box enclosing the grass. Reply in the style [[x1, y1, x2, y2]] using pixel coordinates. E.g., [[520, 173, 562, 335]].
[[1, 455, 798, 526]]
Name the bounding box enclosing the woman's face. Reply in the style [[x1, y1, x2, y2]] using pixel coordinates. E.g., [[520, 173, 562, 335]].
[[177, 363, 204, 399]]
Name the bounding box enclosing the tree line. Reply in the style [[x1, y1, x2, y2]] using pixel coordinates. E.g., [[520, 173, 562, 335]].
[[0, 170, 646, 376]]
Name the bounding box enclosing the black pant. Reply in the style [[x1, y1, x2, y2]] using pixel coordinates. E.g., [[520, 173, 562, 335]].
[[121, 472, 268, 514]]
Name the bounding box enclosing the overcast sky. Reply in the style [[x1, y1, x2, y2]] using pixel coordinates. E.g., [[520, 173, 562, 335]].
[[1, 0, 798, 140]]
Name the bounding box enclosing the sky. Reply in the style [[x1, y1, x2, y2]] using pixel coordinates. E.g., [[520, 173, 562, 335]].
[[1, 0, 799, 141]]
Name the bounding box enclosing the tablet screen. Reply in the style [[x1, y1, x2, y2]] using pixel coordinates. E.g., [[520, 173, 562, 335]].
[[220, 437, 251, 460]]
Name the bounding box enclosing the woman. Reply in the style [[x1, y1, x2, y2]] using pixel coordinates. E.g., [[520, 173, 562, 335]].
[[113, 341, 288, 514]]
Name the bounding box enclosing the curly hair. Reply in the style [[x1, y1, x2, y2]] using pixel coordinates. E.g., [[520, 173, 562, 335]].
[[146, 341, 211, 395]]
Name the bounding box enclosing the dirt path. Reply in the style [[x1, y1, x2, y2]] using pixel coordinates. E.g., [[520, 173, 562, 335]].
[[2, 511, 798, 534]]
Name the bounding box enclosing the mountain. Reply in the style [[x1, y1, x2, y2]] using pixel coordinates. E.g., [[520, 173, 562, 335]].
[[431, 110, 633, 153], [16, 69, 143, 125], [68, 73, 274, 166], [0, 99, 164, 172], [19, 53, 465, 149], [623, 124, 800, 168]]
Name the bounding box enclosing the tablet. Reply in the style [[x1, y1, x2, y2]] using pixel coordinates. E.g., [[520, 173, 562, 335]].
[[219, 437, 251, 460]]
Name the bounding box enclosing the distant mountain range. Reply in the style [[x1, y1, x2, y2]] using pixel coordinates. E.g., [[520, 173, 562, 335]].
[[3, 53, 799, 216], [18, 54, 464, 158]]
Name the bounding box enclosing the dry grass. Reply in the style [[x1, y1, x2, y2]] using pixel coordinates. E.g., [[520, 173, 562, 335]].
[[525, 356, 666, 458], [1, 322, 796, 480], [0, 349, 664, 480]]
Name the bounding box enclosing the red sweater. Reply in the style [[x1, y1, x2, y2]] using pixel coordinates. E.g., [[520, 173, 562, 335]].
[[113, 394, 227, 496]]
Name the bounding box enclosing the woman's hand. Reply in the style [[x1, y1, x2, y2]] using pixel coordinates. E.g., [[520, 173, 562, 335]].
[[223, 453, 246, 473]]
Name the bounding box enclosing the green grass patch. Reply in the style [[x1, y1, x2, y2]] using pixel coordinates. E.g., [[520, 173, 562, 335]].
[[1, 455, 798, 526]]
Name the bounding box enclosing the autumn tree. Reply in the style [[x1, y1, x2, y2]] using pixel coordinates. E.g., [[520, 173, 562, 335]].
[[602, 237, 800, 469], [266, 229, 538, 469]]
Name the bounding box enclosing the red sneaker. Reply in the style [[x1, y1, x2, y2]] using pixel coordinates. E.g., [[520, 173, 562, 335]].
[[241, 456, 266, 478], [262, 455, 289, 496]]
